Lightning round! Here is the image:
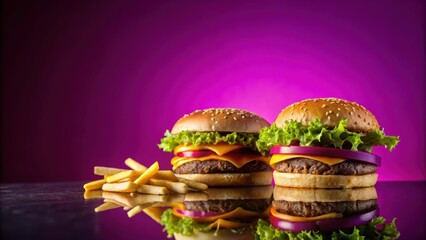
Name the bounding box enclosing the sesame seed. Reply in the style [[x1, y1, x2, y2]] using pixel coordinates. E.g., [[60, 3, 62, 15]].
[[321, 104, 327, 108], [336, 113, 339, 117], [233, 117, 237, 120], [328, 116, 331, 120]]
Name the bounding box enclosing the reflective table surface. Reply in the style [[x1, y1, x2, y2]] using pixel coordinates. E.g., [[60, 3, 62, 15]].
[[1, 181, 425, 239]]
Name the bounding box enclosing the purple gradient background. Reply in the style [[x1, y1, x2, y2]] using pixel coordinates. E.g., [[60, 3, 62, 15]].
[[1, 0, 425, 182]]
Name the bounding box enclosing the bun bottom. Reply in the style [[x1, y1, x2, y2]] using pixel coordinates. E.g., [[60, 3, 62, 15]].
[[174, 228, 254, 240], [175, 171, 272, 187], [273, 171, 378, 188]]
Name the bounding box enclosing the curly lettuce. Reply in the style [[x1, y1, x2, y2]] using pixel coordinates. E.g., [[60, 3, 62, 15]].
[[160, 209, 249, 238], [255, 217, 400, 240], [256, 119, 400, 154], [158, 130, 259, 152]]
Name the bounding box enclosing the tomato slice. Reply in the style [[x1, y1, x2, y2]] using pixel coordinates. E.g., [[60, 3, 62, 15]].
[[270, 146, 381, 166], [270, 208, 379, 232], [177, 150, 214, 158]]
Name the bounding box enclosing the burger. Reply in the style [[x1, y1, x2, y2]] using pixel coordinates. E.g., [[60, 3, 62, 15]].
[[159, 108, 272, 186], [255, 186, 400, 239], [256, 98, 400, 188], [161, 186, 273, 239]]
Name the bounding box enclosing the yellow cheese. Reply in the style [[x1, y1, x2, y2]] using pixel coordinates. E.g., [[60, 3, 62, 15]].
[[174, 143, 246, 156], [172, 207, 268, 223], [207, 218, 252, 229], [270, 207, 342, 222], [171, 154, 269, 169], [270, 154, 346, 167]]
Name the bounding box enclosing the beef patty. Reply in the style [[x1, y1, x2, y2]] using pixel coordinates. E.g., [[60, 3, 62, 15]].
[[272, 199, 377, 217], [185, 199, 271, 213], [274, 158, 376, 175], [174, 160, 269, 174]]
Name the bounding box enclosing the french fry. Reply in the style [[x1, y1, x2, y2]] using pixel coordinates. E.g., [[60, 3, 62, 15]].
[[94, 166, 127, 176], [154, 170, 178, 181], [137, 185, 169, 195], [125, 158, 147, 172], [127, 205, 144, 218], [177, 177, 208, 191], [166, 193, 186, 203], [95, 202, 121, 212], [152, 201, 185, 209], [84, 190, 103, 199], [84, 179, 106, 191], [106, 170, 141, 183], [148, 179, 188, 194], [134, 161, 160, 185], [102, 181, 137, 193], [132, 193, 168, 204], [102, 191, 137, 208], [143, 207, 165, 224], [127, 202, 156, 218]]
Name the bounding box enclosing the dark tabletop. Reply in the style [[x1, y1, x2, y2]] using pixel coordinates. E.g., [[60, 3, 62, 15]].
[[1, 181, 425, 240]]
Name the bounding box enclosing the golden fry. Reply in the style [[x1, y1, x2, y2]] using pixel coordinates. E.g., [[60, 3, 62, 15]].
[[84, 179, 106, 191], [94, 166, 127, 176], [102, 181, 137, 193], [148, 179, 188, 194], [137, 185, 169, 195], [95, 202, 121, 212], [134, 161, 159, 185], [177, 177, 208, 191], [125, 158, 147, 172], [106, 170, 140, 183]]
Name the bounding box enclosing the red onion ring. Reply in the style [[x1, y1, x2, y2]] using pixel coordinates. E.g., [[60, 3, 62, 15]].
[[270, 146, 381, 166], [270, 208, 380, 233]]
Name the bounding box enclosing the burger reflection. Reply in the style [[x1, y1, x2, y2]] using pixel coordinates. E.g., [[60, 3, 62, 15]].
[[87, 186, 273, 240], [255, 186, 400, 239]]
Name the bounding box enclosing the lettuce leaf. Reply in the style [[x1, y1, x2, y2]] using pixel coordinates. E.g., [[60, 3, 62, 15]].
[[158, 130, 259, 152], [256, 119, 399, 154], [161, 209, 210, 237], [255, 217, 400, 240], [160, 209, 250, 238]]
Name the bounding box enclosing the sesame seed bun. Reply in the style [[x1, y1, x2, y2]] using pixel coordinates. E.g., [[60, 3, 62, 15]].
[[273, 171, 378, 188], [171, 108, 270, 134], [275, 98, 379, 133]]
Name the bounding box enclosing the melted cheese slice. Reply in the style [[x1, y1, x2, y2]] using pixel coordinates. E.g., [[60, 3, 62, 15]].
[[174, 143, 246, 156], [270, 154, 346, 167], [172, 207, 269, 223], [270, 207, 342, 222], [171, 153, 269, 169], [207, 219, 252, 229]]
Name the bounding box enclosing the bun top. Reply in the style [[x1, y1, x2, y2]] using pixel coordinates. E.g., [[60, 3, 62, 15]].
[[171, 108, 270, 134], [275, 98, 379, 133]]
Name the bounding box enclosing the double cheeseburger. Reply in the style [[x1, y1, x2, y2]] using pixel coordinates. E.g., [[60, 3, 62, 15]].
[[159, 108, 272, 186], [161, 186, 273, 240], [257, 98, 400, 188], [255, 187, 400, 239]]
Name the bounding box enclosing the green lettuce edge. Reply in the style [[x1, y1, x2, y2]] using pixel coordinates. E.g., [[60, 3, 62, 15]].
[[256, 119, 400, 154], [158, 130, 259, 152], [160, 208, 250, 238], [255, 217, 400, 240]]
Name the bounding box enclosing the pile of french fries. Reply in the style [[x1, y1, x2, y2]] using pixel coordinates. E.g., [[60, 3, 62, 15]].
[[83, 158, 208, 219]]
